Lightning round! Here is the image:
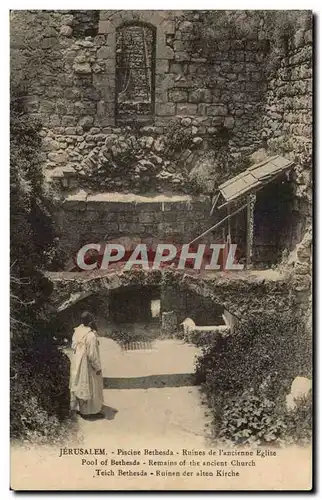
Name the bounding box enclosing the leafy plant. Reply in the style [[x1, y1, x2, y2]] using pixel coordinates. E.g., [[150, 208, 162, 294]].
[[10, 84, 72, 441], [196, 311, 310, 399], [163, 120, 194, 156], [196, 310, 312, 446], [283, 392, 312, 445], [218, 389, 286, 446]]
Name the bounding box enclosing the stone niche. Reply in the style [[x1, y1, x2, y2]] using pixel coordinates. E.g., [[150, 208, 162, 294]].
[[96, 10, 176, 126]]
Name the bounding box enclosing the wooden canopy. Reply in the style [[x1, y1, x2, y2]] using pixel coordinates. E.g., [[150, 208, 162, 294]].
[[215, 155, 294, 210]]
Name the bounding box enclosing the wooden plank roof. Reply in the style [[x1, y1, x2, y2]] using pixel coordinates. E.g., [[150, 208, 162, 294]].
[[218, 155, 294, 205]]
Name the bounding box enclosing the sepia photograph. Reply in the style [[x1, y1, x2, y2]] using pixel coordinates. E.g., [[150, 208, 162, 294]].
[[9, 8, 313, 491]]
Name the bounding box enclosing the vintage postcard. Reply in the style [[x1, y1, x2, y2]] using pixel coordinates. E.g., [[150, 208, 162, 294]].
[[10, 9, 313, 491]]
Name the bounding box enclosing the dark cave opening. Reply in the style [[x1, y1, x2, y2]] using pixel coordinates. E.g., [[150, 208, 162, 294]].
[[253, 174, 294, 267]]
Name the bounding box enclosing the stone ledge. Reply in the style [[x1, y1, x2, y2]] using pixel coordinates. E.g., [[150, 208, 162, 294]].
[[62, 192, 211, 214]]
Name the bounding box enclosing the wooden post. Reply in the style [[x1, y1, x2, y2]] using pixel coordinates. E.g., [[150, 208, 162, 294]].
[[227, 205, 231, 245], [188, 202, 248, 245], [246, 194, 256, 270]]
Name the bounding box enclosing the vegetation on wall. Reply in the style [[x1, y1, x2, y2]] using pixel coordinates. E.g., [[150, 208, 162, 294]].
[[194, 11, 311, 47], [79, 120, 209, 194], [193, 10, 312, 69], [196, 310, 312, 446], [10, 84, 72, 441], [77, 117, 248, 195]]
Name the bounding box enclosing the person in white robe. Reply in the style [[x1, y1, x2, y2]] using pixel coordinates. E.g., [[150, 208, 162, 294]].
[[69, 311, 104, 418]]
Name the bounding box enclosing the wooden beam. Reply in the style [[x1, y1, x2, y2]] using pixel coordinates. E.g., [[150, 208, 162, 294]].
[[189, 202, 248, 245], [227, 204, 231, 244], [245, 194, 256, 269], [210, 192, 220, 216]]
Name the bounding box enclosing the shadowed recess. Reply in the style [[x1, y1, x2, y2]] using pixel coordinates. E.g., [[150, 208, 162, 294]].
[[103, 373, 197, 389]]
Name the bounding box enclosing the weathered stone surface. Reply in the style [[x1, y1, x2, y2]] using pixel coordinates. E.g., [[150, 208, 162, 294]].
[[168, 89, 188, 102], [73, 62, 92, 74], [97, 46, 113, 60], [207, 105, 228, 116], [42, 137, 59, 151], [11, 11, 312, 284], [176, 103, 198, 115], [155, 103, 175, 116], [189, 88, 212, 104], [60, 25, 73, 37], [181, 117, 192, 127], [223, 116, 235, 129], [48, 151, 69, 164], [161, 311, 178, 336], [79, 116, 94, 130]]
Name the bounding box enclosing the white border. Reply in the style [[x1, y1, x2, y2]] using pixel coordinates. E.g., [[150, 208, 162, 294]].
[[1, 3, 319, 498]]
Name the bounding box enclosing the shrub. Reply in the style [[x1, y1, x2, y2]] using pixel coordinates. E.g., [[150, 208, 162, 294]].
[[164, 120, 194, 156], [196, 310, 310, 400], [216, 388, 312, 447], [188, 151, 223, 194], [10, 335, 71, 440], [218, 389, 287, 446], [10, 84, 72, 441], [283, 392, 312, 446], [196, 310, 312, 445]]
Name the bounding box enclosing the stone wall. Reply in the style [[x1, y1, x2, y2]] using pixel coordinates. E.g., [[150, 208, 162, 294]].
[[47, 268, 295, 319], [262, 19, 312, 237], [10, 10, 313, 274], [11, 10, 274, 194], [56, 193, 213, 262], [260, 19, 312, 322]]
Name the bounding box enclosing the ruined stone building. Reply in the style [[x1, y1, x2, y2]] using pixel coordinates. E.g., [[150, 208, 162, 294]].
[[10, 10, 312, 343]]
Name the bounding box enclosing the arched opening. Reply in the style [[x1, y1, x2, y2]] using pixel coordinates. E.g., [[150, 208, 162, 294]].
[[54, 285, 162, 348], [109, 285, 160, 323], [115, 22, 156, 125]]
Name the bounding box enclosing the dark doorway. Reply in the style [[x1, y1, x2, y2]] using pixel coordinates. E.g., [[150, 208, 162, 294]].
[[253, 174, 293, 267], [109, 285, 160, 324], [108, 285, 161, 347]]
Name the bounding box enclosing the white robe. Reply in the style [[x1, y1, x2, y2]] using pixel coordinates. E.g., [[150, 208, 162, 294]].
[[69, 325, 104, 415]]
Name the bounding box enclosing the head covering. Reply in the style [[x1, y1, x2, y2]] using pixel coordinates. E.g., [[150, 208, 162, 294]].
[[80, 311, 98, 331]]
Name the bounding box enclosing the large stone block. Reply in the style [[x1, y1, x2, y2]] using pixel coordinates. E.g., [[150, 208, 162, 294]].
[[87, 199, 136, 213], [189, 88, 212, 104], [157, 42, 174, 60], [156, 73, 175, 92], [62, 200, 86, 211], [134, 202, 162, 213], [42, 137, 59, 151], [78, 116, 94, 130], [174, 51, 190, 62], [156, 59, 169, 74], [103, 221, 119, 233], [155, 103, 176, 116], [138, 212, 162, 224], [168, 89, 188, 103], [207, 105, 228, 116], [100, 212, 119, 223], [97, 46, 114, 60], [178, 21, 193, 32], [176, 103, 198, 115], [98, 20, 112, 34], [60, 25, 73, 37], [160, 20, 175, 34], [47, 151, 69, 164], [118, 222, 146, 233], [161, 311, 178, 336], [73, 62, 92, 74]]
